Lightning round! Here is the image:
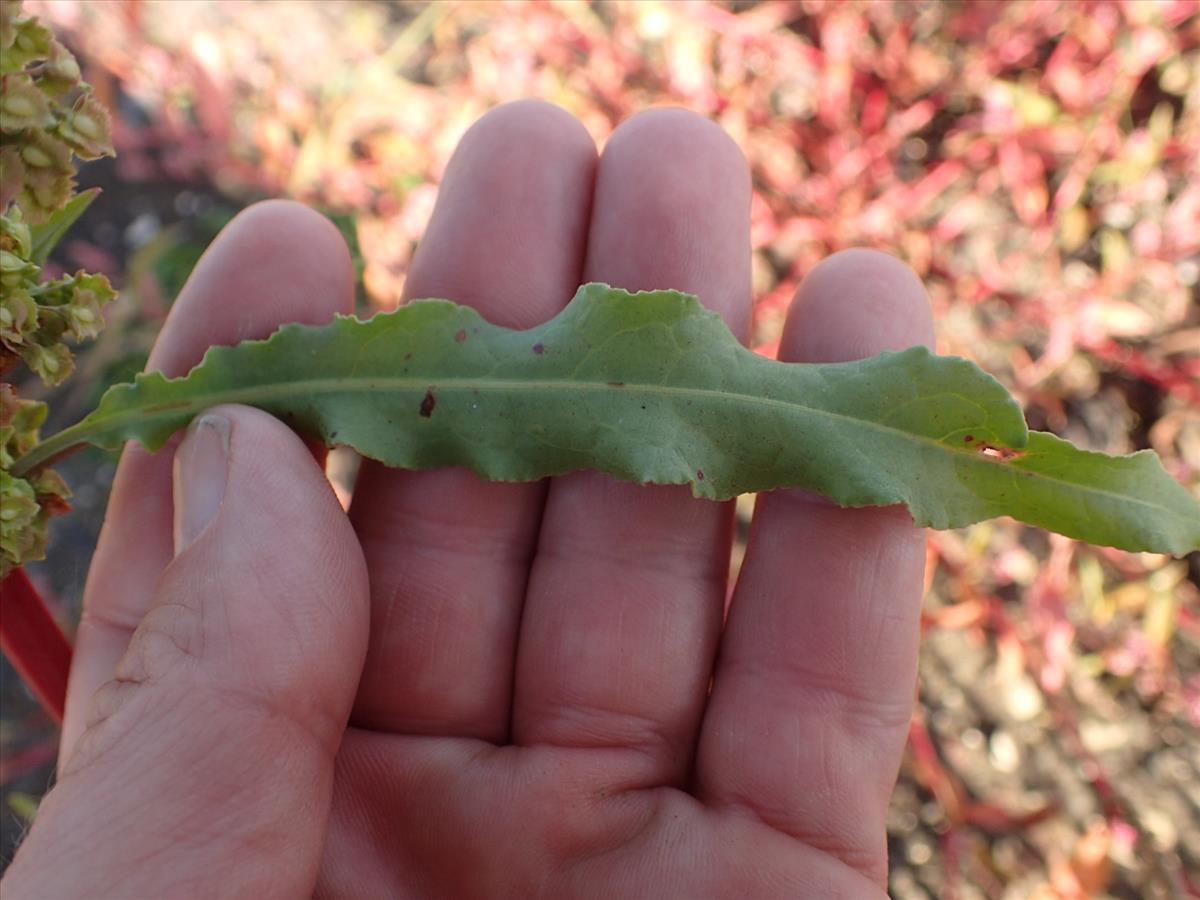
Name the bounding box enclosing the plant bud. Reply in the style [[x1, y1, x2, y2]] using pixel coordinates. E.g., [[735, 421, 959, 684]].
[[1, 290, 38, 341], [0, 211, 30, 256], [10, 18, 51, 60], [0, 473, 38, 528], [66, 297, 102, 340], [25, 341, 72, 385], [25, 168, 74, 218], [46, 48, 80, 83], [57, 98, 114, 158], [0, 250, 35, 287], [0, 78, 52, 130], [19, 143, 52, 168], [2, 94, 36, 118], [38, 346, 59, 375], [71, 111, 100, 139]]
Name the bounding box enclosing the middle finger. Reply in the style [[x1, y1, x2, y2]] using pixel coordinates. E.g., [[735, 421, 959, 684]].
[[348, 101, 596, 739], [511, 109, 752, 786]]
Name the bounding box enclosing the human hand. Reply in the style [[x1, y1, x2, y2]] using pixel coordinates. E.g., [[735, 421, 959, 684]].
[[3, 102, 932, 898]]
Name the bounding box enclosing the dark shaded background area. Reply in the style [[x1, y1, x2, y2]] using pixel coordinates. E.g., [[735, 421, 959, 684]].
[[3, 2, 1198, 896]]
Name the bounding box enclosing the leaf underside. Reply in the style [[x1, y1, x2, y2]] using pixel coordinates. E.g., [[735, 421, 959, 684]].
[[18, 284, 1200, 554]]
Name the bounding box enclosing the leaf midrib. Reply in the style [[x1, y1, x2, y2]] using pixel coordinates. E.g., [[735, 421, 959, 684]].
[[30, 374, 1184, 521]]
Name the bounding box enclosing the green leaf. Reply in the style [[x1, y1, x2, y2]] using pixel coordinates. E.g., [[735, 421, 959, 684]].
[[14, 284, 1200, 554], [28, 187, 98, 266]]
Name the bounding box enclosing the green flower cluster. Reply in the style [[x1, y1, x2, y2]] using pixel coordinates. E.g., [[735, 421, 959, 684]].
[[2, 384, 69, 573], [1, 1, 113, 220], [2, 209, 115, 384], [1, 0, 116, 576]]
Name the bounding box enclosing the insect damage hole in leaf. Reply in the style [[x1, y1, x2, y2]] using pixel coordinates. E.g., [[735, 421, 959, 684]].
[[980, 445, 1023, 461], [11, 283, 1200, 556]]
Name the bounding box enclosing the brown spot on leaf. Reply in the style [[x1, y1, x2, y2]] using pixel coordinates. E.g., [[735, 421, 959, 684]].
[[420, 389, 436, 418], [607, 381, 625, 388], [455, 329, 467, 343], [532, 342, 545, 355], [964, 434, 974, 443], [696, 469, 705, 481]]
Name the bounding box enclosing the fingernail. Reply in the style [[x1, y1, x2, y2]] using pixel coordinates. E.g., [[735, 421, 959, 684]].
[[173, 414, 230, 554]]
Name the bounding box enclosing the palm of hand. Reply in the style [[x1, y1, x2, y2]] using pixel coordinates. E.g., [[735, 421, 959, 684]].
[[321, 465, 903, 899], [323, 731, 879, 898], [41, 102, 930, 900]]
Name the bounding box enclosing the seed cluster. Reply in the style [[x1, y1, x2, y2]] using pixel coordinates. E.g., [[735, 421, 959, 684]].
[[1, 0, 116, 576]]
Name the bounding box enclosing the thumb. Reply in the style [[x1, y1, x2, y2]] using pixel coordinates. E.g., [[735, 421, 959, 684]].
[[3, 405, 369, 898]]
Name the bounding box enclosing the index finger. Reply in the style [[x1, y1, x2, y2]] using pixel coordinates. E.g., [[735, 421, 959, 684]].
[[61, 201, 356, 765]]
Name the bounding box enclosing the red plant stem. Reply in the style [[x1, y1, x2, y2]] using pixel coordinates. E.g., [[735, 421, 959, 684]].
[[0, 568, 71, 723]]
